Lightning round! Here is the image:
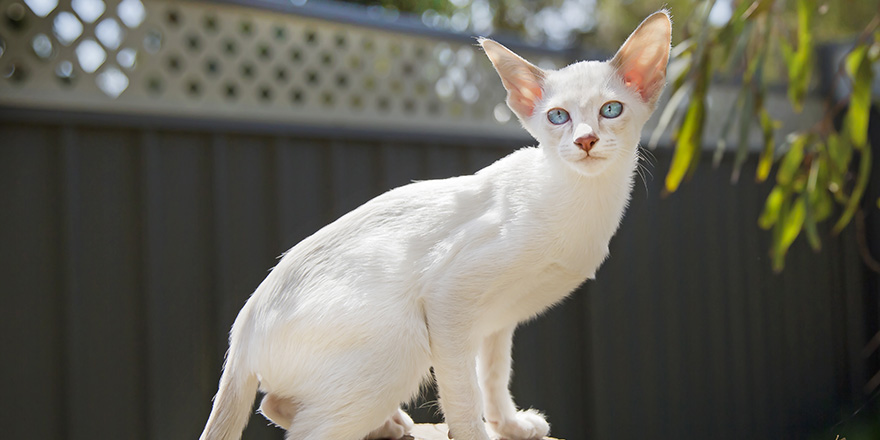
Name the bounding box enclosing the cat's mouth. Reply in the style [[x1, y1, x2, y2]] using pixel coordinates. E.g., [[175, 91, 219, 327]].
[[579, 154, 606, 162]]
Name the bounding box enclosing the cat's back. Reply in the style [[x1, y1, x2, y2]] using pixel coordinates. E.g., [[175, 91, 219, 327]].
[[254, 168, 494, 293], [291, 147, 545, 257]]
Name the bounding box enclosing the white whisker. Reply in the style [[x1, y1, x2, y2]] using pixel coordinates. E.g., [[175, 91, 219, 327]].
[[634, 146, 656, 195]]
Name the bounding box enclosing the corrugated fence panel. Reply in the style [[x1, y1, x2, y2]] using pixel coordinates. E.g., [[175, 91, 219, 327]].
[[63, 127, 148, 440], [0, 118, 869, 440], [141, 131, 217, 440], [331, 140, 383, 217], [1, 123, 65, 440], [274, 138, 333, 248]]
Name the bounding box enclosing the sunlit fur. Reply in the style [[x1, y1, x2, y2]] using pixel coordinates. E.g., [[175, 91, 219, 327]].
[[200, 11, 670, 440]]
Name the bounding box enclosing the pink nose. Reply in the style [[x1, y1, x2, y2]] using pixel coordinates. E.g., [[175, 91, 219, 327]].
[[574, 134, 599, 153]]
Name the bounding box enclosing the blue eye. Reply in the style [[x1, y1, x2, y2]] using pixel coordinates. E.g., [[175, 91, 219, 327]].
[[600, 101, 623, 118], [547, 108, 570, 125]]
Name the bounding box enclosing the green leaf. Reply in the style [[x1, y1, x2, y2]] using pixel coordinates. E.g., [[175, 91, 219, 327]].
[[824, 133, 852, 202], [781, 198, 805, 250], [788, 0, 816, 113], [773, 195, 806, 272], [666, 95, 705, 192], [826, 132, 852, 175], [649, 83, 692, 150], [784, 0, 814, 112], [811, 158, 833, 222], [814, 188, 833, 221], [759, 186, 787, 230], [833, 145, 872, 234], [756, 108, 778, 182], [666, 50, 711, 194], [844, 43, 872, 149], [803, 161, 822, 251], [777, 134, 806, 186]]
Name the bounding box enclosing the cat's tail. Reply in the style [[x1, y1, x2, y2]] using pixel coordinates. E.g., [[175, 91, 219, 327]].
[[200, 311, 259, 440], [199, 353, 258, 440]]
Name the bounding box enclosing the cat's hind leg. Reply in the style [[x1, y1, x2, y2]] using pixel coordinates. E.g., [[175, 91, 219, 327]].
[[259, 393, 299, 430], [364, 408, 414, 440], [280, 400, 401, 440]]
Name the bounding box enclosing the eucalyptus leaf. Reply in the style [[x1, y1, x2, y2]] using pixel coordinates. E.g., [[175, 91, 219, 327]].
[[833, 146, 872, 234], [649, 83, 692, 150], [804, 161, 822, 251], [666, 95, 705, 192], [845, 43, 872, 149], [756, 108, 778, 182], [777, 134, 806, 186], [667, 51, 711, 193], [814, 185, 833, 222], [774, 195, 806, 271], [826, 132, 852, 175], [759, 186, 787, 229], [785, 0, 814, 112]]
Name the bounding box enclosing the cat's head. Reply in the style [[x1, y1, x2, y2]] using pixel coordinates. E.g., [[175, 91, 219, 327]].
[[480, 11, 671, 178]]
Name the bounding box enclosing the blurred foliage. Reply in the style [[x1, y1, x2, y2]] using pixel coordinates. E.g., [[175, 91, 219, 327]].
[[660, 0, 880, 271], [340, 1, 877, 50]]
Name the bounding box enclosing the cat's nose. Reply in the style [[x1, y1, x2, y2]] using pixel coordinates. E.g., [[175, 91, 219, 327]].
[[574, 134, 599, 153]]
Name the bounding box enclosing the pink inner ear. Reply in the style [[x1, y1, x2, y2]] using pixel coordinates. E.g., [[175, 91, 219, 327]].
[[623, 71, 641, 88], [620, 51, 664, 103], [520, 85, 542, 116], [623, 69, 651, 100], [507, 77, 543, 116]]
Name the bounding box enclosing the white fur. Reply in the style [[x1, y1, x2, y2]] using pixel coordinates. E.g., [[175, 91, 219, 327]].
[[201, 12, 670, 440]]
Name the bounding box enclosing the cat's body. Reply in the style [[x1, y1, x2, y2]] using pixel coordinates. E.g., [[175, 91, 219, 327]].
[[201, 11, 671, 440]]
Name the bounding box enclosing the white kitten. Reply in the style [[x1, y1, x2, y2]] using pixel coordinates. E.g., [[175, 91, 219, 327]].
[[201, 11, 671, 440]]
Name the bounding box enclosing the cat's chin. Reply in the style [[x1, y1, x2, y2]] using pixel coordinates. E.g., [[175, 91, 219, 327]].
[[561, 154, 615, 178]]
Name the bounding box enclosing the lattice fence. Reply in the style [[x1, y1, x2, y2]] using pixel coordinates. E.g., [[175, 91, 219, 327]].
[[0, 0, 567, 137]]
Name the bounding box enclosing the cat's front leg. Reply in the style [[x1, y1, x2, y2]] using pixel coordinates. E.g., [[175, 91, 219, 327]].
[[478, 326, 550, 440], [429, 325, 492, 440]]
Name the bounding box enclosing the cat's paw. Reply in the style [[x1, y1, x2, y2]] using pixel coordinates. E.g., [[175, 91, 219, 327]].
[[364, 408, 414, 440], [488, 409, 549, 440]]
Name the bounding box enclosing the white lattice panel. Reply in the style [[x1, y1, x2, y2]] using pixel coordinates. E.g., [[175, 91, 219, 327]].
[[0, 0, 566, 138]]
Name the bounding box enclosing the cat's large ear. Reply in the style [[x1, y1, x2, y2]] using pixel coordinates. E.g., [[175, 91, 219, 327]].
[[610, 11, 672, 108], [479, 38, 546, 118]]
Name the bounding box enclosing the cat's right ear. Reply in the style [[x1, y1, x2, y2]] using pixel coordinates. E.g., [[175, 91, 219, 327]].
[[610, 11, 672, 108], [479, 38, 546, 118]]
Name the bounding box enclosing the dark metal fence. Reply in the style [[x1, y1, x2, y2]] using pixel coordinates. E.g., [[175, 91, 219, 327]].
[[1, 111, 873, 439]]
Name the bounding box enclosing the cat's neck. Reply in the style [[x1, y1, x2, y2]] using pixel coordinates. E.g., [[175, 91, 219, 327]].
[[537, 144, 637, 213]]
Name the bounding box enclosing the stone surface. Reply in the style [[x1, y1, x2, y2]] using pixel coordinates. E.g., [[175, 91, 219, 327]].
[[403, 423, 560, 440]]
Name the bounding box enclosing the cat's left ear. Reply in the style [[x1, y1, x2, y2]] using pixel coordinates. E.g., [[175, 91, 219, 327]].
[[479, 38, 546, 118], [611, 10, 672, 108]]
